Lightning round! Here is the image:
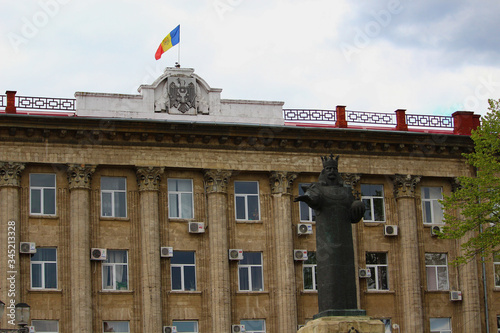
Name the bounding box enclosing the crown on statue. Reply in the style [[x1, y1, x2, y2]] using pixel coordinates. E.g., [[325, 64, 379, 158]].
[[321, 154, 339, 168]]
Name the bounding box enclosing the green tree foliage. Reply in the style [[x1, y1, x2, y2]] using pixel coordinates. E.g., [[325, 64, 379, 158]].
[[441, 99, 500, 264]]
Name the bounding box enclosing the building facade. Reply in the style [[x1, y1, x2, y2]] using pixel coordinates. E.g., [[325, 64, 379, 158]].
[[0, 68, 496, 333]]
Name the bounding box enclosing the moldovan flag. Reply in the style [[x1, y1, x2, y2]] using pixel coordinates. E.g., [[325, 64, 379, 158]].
[[155, 25, 180, 60]]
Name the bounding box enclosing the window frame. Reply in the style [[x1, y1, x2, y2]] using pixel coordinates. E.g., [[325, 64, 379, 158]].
[[421, 186, 444, 224], [102, 250, 129, 291], [170, 251, 197, 291], [31, 320, 59, 333], [430, 317, 452, 333], [494, 252, 500, 287], [30, 173, 56, 216], [30, 247, 58, 290], [361, 184, 386, 222], [238, 252, 264, 292], [425, 253, 449, 291], [168, 178, 194, 219], [100, 176, 127, 218], [103, 321, 130, 333], [234, 181, 261, 221], [240, 319, 266, 333], [366, 252, 389, 291], [303, 251, 317, 291], [299, 183, 315, 222], [172, 320, 199, 333]]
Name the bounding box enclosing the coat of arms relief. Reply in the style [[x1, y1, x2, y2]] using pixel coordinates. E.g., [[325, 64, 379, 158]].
[[154, 76, 209, 115]]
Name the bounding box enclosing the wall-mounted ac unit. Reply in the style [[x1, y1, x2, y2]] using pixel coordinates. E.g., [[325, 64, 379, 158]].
[[359, 269, 372, 278], [431, 225, 443, 236], [90, 248, 107, 260], [229, 249, 244, 260], [161, 247, 173, 258], [189, 222, 205, 233], [19, 242, 36, 254], [450, 290, 462, 301], [163, 326, 177, 333], [232, 324, 246, 332], [294, 249, 308, 261], [297, 223, 313, 235], [384, 225, 398, 236]]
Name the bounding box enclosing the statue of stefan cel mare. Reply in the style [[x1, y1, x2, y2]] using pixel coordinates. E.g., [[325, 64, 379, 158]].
[[295, 154, 366, 318]]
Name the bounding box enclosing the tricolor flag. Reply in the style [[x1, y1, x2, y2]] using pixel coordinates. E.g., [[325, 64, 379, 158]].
[[155, 25, 180, 60]]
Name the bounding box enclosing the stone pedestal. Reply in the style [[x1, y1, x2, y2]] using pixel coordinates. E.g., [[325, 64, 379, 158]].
[[298, 316, 385, 333]]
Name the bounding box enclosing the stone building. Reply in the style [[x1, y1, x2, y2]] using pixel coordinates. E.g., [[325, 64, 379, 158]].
[[0, 67, 494, 333]]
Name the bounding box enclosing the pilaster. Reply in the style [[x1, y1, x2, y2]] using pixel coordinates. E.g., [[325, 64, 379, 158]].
[[392, 174, 423, 332], [67, 164, 95, 333], [136, 166, 164, 333], [203, 169, 232, 333], [269, 171, 298, 332]]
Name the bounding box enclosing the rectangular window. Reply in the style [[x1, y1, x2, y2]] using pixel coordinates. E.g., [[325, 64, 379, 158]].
[[235, 181, 260, 220], [366, 252, 389, 290], [32, 320, 59, 333], [380, 319, 392, 333], [168, 179, 194, 219], [102, 250, 128, 290], [30, 174, 56, 215], [494, 252, 500, 287], [299, 183, 316, 222], [103, 321, 129, 333], [422, 187, 444, 224], [171, 251, 196, 291], [303, 251, 317, 291], [238, 252, 264, 291], [31, 248, 57, 289], [497, 315, 500, 333], [172, 320, 199, 333], [241, 319, 266, 333], [426, 253, 449, 291], [101, 177, 127, 217], [430, 317, 451, 333], [361, 184, 385, 222]]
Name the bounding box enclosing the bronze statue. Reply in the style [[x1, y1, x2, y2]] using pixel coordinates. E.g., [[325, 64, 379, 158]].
[[295, 154, 366, 318]]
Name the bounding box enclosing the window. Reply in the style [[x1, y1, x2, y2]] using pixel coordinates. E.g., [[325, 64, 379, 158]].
[[303, 251, 317, 291], [426, 253, 449, 291], [241, 319, 266, 333], [32, 320, 59, 333], [299, 183, 315, 222], [361, 184, 385, 222], [430, 318, 451, 333], [172, 320, 199, 333], [238, 252, 263, 291], [497, 315, 500, 333], [31, 248, 57, 289], [103, 321, 129, 333], [366, 252, 388, 290], [422, 187, 444, 224], [30, 174, 56, 215], [171, 251, 196, 291], [101, 177, 127, 217], [235, 181, 260, 220], [380, 319, 392, 333], [494, 252, 500, 287], [168, 179, 194, 219], [102, 250, 128, 290]]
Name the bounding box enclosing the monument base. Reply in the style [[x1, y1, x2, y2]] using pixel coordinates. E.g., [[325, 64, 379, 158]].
[[297, 316, 385, 333]]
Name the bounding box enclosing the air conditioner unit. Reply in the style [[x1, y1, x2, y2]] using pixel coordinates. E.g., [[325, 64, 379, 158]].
[[161, 247, 174, 258], [359, 268, 372, 278], [384, 225, 398, 236], [294, 249, 308, 261], [232, 324, 246, 332], [90, 248, 107, 260], [297, 223, 313, 235], [229, 249, 244, 260], [450, 290, 462, 301], [188, 222, 205, 233], [19, 242, 36, 254], [431, 225, 443, 236], [163, 326, 177, 333]]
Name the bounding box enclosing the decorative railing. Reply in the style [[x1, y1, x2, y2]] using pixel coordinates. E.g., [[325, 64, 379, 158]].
[[283, 109, 337, 122], [0, 93, 76, 112]]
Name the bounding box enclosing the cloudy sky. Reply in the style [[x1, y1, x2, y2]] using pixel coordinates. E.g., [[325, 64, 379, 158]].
[[1, 0, 500, 116]]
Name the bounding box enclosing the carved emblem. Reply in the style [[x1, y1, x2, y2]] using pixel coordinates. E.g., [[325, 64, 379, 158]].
[[167, 77, 196, 114]]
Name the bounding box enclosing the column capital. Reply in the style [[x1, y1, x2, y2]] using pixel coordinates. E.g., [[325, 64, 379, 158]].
[[0, 162, 25, 187], [204, 169, 232, 194], [393, 174, 421, 199], [269, 171, 297, 195], [450, 177, 461, 193], [136, 166, 164, 191], [341, 173, 362, 199], [67, 164, 96, 190]]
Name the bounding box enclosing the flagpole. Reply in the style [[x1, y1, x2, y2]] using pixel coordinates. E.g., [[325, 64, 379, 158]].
[[178, 40, 181, 67]]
